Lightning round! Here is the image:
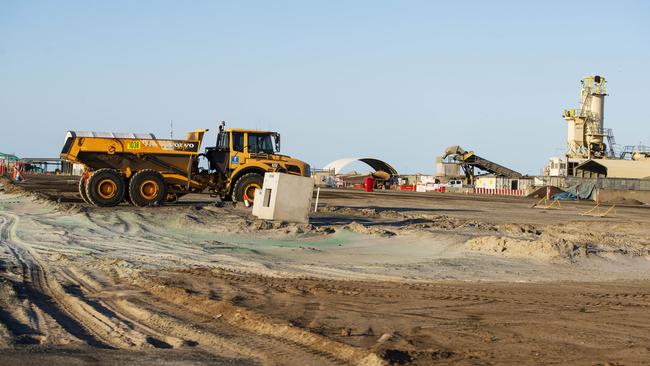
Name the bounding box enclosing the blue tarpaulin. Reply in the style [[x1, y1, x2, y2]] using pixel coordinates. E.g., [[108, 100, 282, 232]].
[[552, 182, 596, 201]]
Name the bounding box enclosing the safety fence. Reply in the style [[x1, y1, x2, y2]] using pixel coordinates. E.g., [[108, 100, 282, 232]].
[[415, 182, 446, 193], [473, 188, 526, 196], [0, 160, 25, 182]]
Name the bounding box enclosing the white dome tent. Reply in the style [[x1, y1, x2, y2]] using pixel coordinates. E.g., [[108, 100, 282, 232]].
[[322, 158, 398, 175]]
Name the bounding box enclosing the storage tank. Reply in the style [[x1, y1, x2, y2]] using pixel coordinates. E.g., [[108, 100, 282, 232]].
[[585, 75, 607, 155], [564, 75, 608, 158], [590, 92, 605, 131]]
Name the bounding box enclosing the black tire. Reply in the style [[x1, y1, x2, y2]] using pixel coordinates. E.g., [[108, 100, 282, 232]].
[[78, 176, 91, 204], [232, 172, 264, 203], [85, 169, 125, 207], [128, 170, 167, 207]]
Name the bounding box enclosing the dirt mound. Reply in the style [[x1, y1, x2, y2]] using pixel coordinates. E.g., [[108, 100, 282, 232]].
[[237, 217, 336, 235], [0, 176, 67, 208], [319, 205, 407, 220], [467, 236, 579, 261], [343, 222, 396, 237], [527, 185, 564, 199], [0, 176, 22, 194], [468, 228, 650, 262], [496, 223, 542, 236]]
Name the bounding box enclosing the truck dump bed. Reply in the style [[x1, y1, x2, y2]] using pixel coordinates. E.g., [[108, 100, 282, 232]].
[[60, 130, 207, 176]]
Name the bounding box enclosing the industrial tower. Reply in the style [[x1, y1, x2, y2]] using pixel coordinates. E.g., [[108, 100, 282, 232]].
[[562, 75, 614, 159]]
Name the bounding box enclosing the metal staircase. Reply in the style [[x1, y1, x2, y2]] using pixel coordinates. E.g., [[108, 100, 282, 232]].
[[604, 128, 619, 158]]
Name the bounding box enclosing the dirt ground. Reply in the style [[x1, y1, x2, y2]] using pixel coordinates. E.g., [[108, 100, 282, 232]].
[[1, 174, 649, 365]]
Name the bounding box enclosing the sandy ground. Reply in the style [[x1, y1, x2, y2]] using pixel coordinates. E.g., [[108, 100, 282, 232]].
[[0, 175, 649, 365]]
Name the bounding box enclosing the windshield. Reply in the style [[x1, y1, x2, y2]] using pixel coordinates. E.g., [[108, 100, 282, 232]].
[[247, 133, 276, 154]]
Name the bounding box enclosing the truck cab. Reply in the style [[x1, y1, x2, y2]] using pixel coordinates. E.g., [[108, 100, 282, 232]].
[[205, 126, 311, 203]]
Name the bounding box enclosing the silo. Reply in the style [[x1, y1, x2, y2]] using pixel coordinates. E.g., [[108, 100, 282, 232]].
[[582, 75, 607, 155], [590, 92, 605, 132]]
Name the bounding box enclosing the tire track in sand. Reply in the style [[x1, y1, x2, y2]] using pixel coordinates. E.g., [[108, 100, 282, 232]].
[[60, 266, 372, 365], [0, 215, 109, 347], [0, 213, 169, 349], [1, 213, 376, 365]]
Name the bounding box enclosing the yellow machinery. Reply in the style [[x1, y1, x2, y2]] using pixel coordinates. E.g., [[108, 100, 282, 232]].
[[60, 123, 311, 207], [442, 145, 522, 184]]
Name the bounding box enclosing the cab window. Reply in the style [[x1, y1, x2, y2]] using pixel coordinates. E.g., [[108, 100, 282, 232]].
[[217, 132, 229, 150], [232, 132, 244, 152], [247, 133, 274, 154]]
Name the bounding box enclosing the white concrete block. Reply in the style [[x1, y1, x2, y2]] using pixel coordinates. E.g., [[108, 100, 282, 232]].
[[252, 172, 313, 223]]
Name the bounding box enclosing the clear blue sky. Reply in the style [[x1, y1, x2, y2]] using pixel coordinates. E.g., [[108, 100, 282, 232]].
[[1, 1, 649, 174]]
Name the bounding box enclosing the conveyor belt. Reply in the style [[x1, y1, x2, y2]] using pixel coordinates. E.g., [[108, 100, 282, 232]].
[[461, 152, 522, 178]]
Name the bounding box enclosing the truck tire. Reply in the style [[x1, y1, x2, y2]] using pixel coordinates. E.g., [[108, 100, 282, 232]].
[[129, 170, 167, 207], [85, 169, 125, 207], [232, 172, 263, 204], [78, 176, 91, 204]]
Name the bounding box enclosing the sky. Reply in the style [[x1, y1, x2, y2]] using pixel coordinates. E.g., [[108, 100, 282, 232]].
[[1, 1, 649, 174]]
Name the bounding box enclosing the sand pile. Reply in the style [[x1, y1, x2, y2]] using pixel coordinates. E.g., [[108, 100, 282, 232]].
[[342, 222, 396, 237], [496, 223, 542, 236], [527, 185, 565, 199], [238, 218, 337, 235], [318, 206, 406, 220], [0, 177, 23, 195], [467, 236, 582, 261], [468, 225, 650, 262]]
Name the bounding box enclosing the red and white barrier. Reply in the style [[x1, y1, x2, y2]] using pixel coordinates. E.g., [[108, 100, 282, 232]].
[[12, 162, 24, 182], [473, 188, 525, 196], [415, 182, 446, 193]]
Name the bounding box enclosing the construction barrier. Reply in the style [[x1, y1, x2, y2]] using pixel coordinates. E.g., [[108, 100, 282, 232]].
[[416, 182, 446, 193], [473, 188, 526, 196], [12, 161, 24, 182]]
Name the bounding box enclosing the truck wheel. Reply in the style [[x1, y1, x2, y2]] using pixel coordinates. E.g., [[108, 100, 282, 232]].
[[129, 170, 167, 207], [85, 169, 125, 207], [232, 173, 263, 204], [78, 176, 91, 204]]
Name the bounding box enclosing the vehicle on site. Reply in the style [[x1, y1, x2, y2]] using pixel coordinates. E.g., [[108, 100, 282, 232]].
[[60, 122, 311, 207], [445, 179, 463, 188]]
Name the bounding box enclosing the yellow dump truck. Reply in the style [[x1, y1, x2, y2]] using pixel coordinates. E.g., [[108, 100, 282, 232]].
[[60, 123, 311, 207]]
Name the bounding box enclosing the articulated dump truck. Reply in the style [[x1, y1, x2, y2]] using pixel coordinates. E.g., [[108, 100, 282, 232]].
[[60, 124, 311, 207]]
